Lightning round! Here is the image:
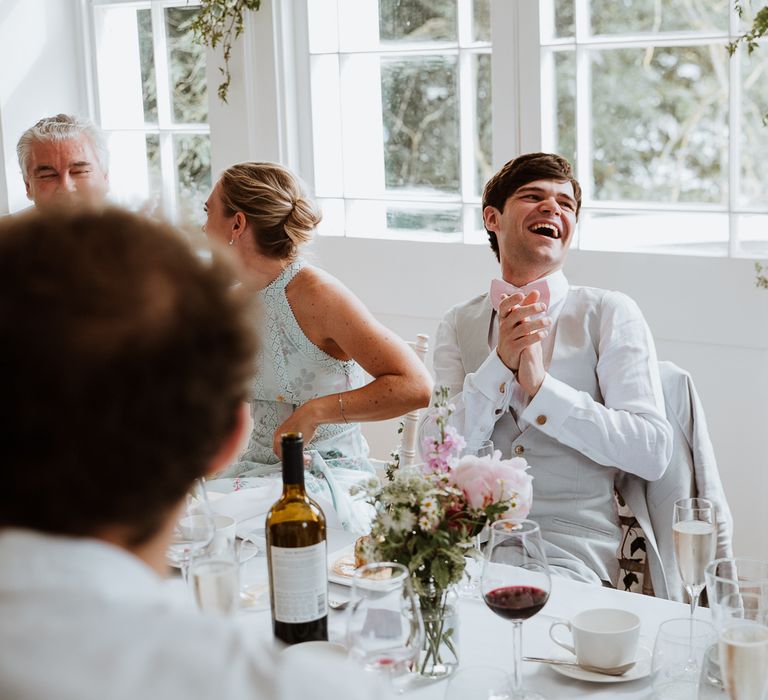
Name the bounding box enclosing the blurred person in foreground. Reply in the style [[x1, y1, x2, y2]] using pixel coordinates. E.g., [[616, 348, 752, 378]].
[[0, 207, 383, 700], [203, 162, 432, 531], [431, 153, 673, 586], [16, 114, 109, 209]]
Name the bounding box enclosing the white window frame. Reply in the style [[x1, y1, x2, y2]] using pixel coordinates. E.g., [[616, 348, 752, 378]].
[[82, 0, 209, 220], [295, 0, 492, 243], [281, 0, 767, 258]]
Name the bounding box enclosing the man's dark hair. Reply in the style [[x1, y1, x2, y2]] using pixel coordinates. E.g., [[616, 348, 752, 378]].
[[0, 208, 257, 545], [482, 152, 582, 261]]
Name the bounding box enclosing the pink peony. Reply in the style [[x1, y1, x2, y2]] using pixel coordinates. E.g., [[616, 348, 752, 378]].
[[449, 450, 533, 519]]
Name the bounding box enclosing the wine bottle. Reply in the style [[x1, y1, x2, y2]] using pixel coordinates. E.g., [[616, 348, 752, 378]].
[[266, 432, 328, 644]]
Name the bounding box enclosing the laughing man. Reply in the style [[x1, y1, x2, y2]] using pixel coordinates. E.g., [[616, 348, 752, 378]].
[[433, 152, 673, 586]]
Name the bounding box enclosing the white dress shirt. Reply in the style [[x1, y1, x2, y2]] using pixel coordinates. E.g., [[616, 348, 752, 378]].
[[0, 529, 382, 700], [435, 271, 672, 481]]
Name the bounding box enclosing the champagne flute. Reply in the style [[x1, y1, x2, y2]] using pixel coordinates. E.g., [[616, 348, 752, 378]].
[[482, 519, 551, 700], [673, 498, 716, 618], [166, 478, 216, 584], [346, 562, 423, 691]]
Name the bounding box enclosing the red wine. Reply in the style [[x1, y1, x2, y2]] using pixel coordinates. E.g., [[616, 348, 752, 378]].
[[266, 433, 328, 645], [484, 585, 549, 620]]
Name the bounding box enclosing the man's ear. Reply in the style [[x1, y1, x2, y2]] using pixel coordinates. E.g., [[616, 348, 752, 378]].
[[204, 402, 252, 477], [483, 205, 500, 233], [24, 179, 32, 200]]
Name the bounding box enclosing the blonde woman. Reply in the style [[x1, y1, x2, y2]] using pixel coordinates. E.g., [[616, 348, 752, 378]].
[[203, 162, 432, 531]]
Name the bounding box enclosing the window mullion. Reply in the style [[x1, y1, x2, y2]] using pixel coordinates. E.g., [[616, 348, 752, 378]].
[[151, 4, 177, 218], [728, 7, 741, 257], [458, 51, 475, 203]]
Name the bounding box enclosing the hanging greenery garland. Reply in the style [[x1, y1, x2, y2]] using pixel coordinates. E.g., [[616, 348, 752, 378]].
[[190, 0, 262, 104]]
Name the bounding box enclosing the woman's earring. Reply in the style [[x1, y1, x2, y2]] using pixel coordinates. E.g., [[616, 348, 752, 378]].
[[228, 237, 235, 246]]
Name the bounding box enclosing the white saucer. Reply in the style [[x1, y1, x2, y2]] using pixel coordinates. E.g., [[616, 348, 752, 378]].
[[550, 643, 652, 684]]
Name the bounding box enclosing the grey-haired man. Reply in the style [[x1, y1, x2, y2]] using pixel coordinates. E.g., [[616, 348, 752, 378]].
[[17, 114, 109, 209]]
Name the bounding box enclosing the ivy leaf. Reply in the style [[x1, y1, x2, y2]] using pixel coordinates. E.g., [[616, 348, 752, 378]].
[[630, 536, 646, 556]]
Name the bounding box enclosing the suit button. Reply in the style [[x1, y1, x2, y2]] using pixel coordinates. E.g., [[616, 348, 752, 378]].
[[499, 383, 506, 394], [514, 445, 525, 455], [494, 409, 502, 415], [536, 415, 547, 426]]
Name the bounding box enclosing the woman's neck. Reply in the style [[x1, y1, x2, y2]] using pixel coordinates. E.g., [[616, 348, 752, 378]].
[[239, 253, 292, 290]]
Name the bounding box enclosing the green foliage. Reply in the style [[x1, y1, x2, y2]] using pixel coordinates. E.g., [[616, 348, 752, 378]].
[[756, 261, 768, 289], [189, 0, 262, 103], [728, 1, 768, 56], [728, 2, 768, 125]]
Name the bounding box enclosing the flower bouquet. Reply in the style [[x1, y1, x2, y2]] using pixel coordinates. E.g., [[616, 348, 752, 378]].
[[362, 388, 533, 678]]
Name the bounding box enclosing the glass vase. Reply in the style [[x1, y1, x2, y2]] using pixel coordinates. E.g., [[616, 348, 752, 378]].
[[418, 584, 459, 680]]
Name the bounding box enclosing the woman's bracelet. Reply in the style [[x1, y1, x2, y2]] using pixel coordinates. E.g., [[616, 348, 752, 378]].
[[338, 393, 348, 424]]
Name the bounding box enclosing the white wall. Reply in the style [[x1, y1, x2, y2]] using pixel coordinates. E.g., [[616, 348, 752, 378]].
[[312, 236, 768, 561], [0, 0, 88, 214]]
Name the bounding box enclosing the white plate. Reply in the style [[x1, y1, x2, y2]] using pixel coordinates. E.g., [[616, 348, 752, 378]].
[[550, 643, 652, 684], [327, 544, 356, 586]]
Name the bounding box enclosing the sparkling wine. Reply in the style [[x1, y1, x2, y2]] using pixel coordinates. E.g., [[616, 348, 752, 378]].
[[719, 623, 768, 700], [673, 519, 716, 587], [266, 433, 328, 644], [484, 585, 549, 620], [191, 559, 239, 615]]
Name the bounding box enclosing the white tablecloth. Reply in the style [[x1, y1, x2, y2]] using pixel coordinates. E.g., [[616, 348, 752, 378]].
[[182, 529, 719, 699]]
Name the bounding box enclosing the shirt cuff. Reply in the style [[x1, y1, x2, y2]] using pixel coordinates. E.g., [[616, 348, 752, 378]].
[[519, 373, 580, 435], [466, 350, 517, 403]]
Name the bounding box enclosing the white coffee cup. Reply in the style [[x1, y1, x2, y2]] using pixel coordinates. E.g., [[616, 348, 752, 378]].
[[549, 608, 640, 669], [211, 515, 237, 555]]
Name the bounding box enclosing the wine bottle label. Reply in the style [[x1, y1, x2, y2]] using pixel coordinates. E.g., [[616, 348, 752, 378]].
[[270, 541, 328, 623]]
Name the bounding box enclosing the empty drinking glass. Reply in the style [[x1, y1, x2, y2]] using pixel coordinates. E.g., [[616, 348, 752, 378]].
[[166, 478, 215, 584], [652, 618, 717, 700], [346, 562, 423, 689]]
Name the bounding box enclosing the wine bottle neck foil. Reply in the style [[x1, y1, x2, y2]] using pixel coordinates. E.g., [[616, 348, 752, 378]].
[[281, 435, 304, 486]]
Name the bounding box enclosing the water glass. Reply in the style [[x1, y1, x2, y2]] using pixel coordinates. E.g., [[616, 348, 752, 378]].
[[346, 562, 423, 686], [166, 478, 215, 583], [705, 558, 768, 629], [189, 538, 240, 616], [719, 621, 768, 700], [456, 440, 494, 599], [652, 618, 717, 700]]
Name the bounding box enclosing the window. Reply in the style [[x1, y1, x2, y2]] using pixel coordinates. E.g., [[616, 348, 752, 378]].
[[538, 0, 768, 257], [87, 0, 210, 225], [300, 0, 767, 256], [306, 0, 492, 242]]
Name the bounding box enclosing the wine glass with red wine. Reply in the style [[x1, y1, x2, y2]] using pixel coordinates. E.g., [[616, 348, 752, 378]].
[[482, 519, 551, 700]]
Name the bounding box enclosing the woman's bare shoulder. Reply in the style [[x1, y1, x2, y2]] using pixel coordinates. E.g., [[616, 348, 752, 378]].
[[288, 265, 354, 308]]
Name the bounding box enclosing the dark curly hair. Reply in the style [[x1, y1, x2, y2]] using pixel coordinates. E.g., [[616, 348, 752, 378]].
[[0, 207, 257, 545]]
